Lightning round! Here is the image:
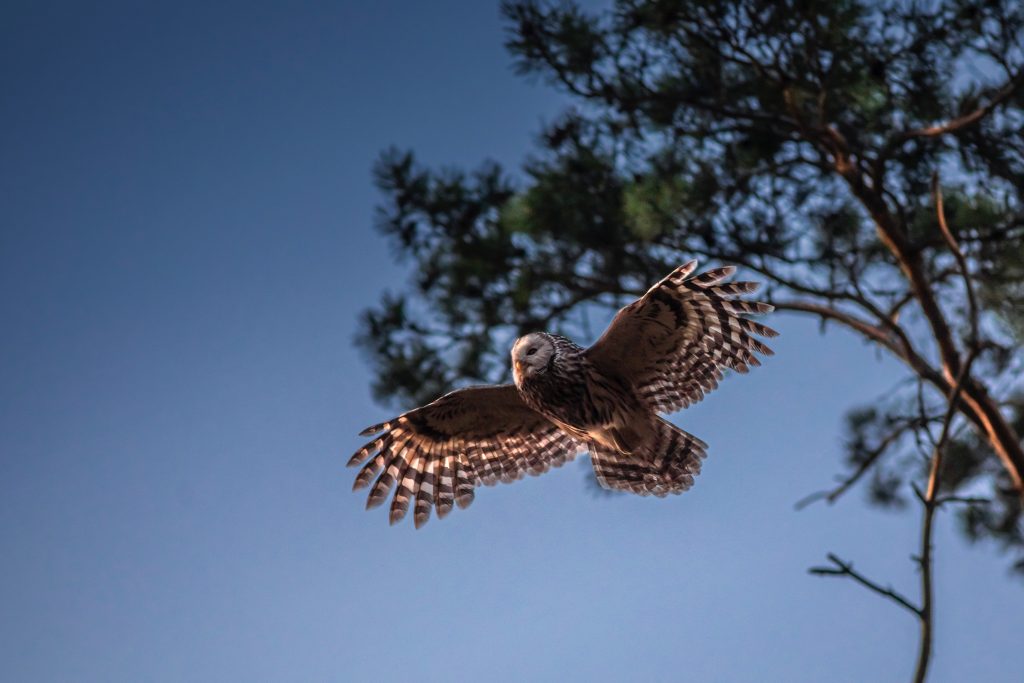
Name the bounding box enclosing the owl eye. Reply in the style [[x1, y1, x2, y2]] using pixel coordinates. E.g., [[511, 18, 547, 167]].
[[526, 348, 537, 356]]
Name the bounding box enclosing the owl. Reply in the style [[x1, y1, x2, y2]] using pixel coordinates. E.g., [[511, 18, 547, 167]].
[[348, 261, 778, 527]]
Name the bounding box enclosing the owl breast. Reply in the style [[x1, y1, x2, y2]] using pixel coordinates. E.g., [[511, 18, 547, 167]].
[[517, 346, 638, 440], [518, 370, 591, 434]]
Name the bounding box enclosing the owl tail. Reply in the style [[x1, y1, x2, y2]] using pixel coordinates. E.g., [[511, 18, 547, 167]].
[[590, 416, 708, 496]]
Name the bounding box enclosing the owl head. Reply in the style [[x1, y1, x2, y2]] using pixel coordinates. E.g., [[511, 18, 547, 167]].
[[511, 332, 554, 385]]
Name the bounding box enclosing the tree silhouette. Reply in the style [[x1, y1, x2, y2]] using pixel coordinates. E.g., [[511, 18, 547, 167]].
[[358, 4, 1024, 673]]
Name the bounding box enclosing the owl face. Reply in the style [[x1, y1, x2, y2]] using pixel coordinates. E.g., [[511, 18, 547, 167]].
[[511, 333, 554, 385]]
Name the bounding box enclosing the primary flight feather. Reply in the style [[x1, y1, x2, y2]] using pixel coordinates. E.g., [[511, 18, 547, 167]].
[[348, 261, 778, 527]]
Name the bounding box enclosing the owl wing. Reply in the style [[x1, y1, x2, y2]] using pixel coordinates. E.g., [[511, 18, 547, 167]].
[[585, 261, 778, 414], [348, 384, 583, 527]]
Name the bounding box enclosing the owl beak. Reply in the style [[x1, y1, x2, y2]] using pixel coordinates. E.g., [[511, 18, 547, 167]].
[[515, 360, 524, 375]]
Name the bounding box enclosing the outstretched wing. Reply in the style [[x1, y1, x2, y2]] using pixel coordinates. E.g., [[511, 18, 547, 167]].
[[348, 385, 583, 527], [586, 261, 778, 414]]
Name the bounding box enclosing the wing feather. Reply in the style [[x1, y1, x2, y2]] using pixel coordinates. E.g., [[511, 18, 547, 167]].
[[454, 457, 475, 509], [349, 384, 582, 526], [435, 453, 455, 519], [586, 261, 778, 414], [413, 448, 437, 529]]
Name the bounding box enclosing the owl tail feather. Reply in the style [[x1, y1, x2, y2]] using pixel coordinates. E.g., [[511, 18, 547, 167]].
[[590, 416, 708, 496]]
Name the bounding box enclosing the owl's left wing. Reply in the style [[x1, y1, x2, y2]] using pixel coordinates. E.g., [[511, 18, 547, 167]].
[[348, 384, 583, 527], [586, 261, 778, 414]]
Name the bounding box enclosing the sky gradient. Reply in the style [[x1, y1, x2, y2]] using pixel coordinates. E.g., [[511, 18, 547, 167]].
[[2, 2, 1022, 681]]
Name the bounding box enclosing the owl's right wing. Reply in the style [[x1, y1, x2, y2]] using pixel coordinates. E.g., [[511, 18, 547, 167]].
[[348, 385, 583, 527], [586, 261, 778, 414]]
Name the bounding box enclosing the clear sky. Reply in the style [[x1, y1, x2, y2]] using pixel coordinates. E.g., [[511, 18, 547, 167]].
[[2, 2, 1021, 681]]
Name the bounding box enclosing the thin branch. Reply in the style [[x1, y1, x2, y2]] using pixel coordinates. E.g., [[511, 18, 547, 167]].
[[795, 421, 917, 509], [934, 495, 989, 507], [899, 70, 1024, 140], [916, 377, 940, 451], [809, 553, 922, 617], [912, 179, 983, 683], [931, 174, 980, 347], [913, 348, 978, 683], [767, 298, 997, 442], [885, 290, 916, 324], [771, 300, 898, 352]]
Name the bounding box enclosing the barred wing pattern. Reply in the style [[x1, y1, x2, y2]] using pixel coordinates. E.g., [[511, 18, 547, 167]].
[[590, 417, 708, 496], [348, 385, 583, 527], [586, 261, 778, 414]]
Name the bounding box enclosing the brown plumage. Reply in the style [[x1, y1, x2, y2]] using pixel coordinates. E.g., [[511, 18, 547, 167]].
[[349, 261, 778, 526]]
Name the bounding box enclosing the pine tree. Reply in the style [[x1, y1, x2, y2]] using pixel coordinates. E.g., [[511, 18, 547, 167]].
[[359, 0, 1024, 573]]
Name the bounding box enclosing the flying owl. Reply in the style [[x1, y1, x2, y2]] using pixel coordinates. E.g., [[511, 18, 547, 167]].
[[348, 261, 777, 527]]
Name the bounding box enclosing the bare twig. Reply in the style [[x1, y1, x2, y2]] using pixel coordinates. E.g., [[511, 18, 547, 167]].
[[934, 495, 989, 507], [795, 421, 917, 509], [809, 553, 921, 616]]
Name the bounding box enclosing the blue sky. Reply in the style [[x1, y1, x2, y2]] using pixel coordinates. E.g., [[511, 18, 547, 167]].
[[2, 2, 1021, 681]]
